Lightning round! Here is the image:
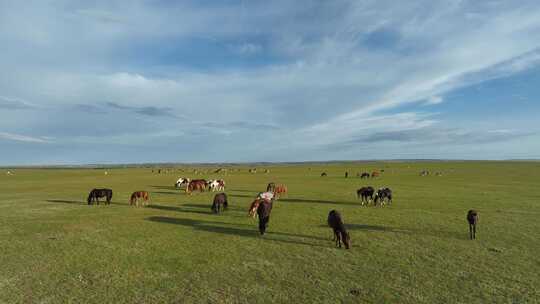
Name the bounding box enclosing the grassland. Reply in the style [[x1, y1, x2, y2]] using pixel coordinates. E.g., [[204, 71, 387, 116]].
[[1, 161, 539, 303]]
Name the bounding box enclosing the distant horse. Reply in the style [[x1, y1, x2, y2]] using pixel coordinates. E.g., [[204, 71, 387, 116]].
[[175, 177, 190, 188], [87, 188, 112, 205], [467, 210, 479, 240], [356, 186, 375, 205], [266, 182, 276, 192], [360, 172, 370, 179], [130, 191, 149, 207], [274, 184, 288, 199], [249, 168, 257, 173], [374, 187, 392, 206], [371, 171, 380, 178], [420, 170, 430, 176], [327, 210, 350, 249], [321, 172, 327, 177], [211, 193, 228, 214], [345, 172, 349, 178], [257, 199, 274, 235], [186, 179, 207, 194]]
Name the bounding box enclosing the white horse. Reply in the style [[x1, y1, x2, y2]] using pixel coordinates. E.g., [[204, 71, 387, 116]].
[[175, 177, 190, 188], [207, 179, 219, 191]]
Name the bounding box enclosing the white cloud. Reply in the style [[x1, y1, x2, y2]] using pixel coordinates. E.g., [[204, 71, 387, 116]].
[[0, 132, 50, 143], [1, 1, 540, 163]]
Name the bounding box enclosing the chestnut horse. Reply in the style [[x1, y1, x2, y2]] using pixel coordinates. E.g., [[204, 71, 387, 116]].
[[130, 191, 149, 207], [186, 179, 207, 194], [274, 184, 288, 199]]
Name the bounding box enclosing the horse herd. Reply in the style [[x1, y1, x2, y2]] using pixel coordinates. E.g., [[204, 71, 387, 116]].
[[85, 173, 479, 250]]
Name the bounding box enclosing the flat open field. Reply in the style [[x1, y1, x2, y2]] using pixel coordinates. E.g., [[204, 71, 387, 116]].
[[1, 162, 539, 303]]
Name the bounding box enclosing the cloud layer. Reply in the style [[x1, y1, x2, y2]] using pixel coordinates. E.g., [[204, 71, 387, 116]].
[[1, 1, 540, 164]]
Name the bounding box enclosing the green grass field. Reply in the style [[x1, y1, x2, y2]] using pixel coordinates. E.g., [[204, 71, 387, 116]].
[[1, 162, 539, 303]]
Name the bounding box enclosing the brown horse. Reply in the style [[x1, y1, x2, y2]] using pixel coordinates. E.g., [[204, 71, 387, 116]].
[[186, 179, 207, 194], [130, 191, 149, 207], [274, 184, 288, 199], [371, 171, 380, 178], [248, 199, 262, 218]]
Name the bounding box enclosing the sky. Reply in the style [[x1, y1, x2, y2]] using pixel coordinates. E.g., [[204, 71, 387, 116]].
[[1, 0, 540, 165]]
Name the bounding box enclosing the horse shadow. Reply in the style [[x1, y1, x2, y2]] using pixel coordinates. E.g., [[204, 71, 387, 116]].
[[345, 223, 465, 240], [45, 199, 85, 205], [280, 198, 359, 206], [146, 204, 212, 215], [150, 185, 179, 191], [147, 216, 327, 247], [151, 191, 179, 196]]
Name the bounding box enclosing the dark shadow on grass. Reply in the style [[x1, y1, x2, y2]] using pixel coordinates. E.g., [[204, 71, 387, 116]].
[[46, 199, 85, 205], [147, 216, 327, 247], [46, 199, 127, 207], [151, 191, 179, 195], [147, 204, 212, 215], [150, 185, 180, 191], [345, 223, 465, 240], [280, 197, 359, 206]]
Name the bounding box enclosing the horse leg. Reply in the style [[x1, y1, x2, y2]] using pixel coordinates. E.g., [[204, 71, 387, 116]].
[[473, 224, 476, 239], [469, 224, 473, 240]]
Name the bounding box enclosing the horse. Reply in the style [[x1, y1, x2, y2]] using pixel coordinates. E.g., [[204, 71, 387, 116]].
[[374, 187, 392, 206], [266, 182, 276, 192], [130, 191, 149, 207], [356, 186, 374, 205], [274, 184, 288, 199], [211, 193, 228, 214], [87, 188, 113, 205], [216, 179, 225, 191], [175, 177, 190, 188], [257, 199, 274, 235], [248, 199, 261, 218], [420, 170, 430, 176], [186, 179, 207, 194], [321, 172, 327, 177], [345, 172, 349, 178], [327, 210, 351, 249], [467, 210, 479, 240], [371, 171, 380, 178], [360, 172, 370, 179]]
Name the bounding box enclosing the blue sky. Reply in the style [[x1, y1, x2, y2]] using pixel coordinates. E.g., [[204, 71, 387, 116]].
[[1, 0, 540, 165]]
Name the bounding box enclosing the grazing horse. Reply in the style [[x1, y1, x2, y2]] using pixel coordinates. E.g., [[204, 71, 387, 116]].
[[211, 193, 228, 214], [467, 210, 479, 240], [371, 171, 380, 178], [321, 172, 327, 177], [257, 199, 274, 235], [420, 170, 430, 176], [266, 182, 276, 192], [345, 172, 349, 178], [175, 177, 190, 188], [356, 186, 375, 205], [374, 187, 392, 206], [130, 191, 149, 207], [186, 179, 207, 194], [87, 188, 113, 205], [273, 184, 288, 199], [327, 210, 351, 249], [360, 172, 370, 179], [248, 199, 261, 218]]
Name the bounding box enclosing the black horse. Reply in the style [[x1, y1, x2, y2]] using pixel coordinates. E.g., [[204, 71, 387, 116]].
[[211, 193, 228, 214], [266, 182, 276, 192], [374, 187, 392, 205], [327, 210, 350, 249], [87, 188, 113, 205], [356, 186, 374, 205], [467, 210, 479, 240], [257, 199, 273, 235], [360, 172, 370, 179]]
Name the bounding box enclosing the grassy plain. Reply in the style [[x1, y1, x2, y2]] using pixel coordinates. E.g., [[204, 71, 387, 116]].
[[1, 161, 539, 303]]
